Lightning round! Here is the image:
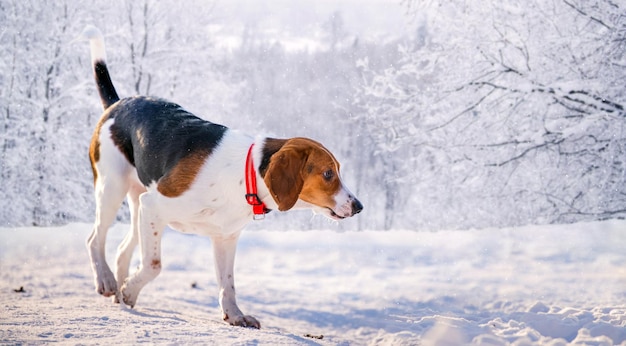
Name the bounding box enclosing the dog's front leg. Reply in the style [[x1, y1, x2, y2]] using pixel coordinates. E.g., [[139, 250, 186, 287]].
[[211, 232, 260, 329], [120, 193, 165, 308]]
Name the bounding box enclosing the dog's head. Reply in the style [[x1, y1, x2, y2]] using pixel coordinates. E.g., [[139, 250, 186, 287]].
[[263, 138, 363, 220]]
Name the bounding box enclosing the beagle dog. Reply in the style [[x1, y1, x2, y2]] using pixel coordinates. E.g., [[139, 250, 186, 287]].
[[82, 26, 362, 328]]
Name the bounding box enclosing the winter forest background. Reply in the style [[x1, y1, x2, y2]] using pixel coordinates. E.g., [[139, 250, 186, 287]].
[[0, 0, 624, 231]]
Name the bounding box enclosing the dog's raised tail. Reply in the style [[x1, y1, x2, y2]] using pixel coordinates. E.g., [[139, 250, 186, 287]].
[[81, 25, 119, 110]]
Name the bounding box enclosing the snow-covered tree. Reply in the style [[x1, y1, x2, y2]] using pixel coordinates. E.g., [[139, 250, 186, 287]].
[[356, 0, 626, 229], [0, 0, 234, 226], [0, 0, 97, 225]]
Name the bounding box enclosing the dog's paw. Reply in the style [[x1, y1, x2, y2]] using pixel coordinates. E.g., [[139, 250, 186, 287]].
[[224, 314, 261, 329], [94, 270, 117, 298], [112, 290, 122, 304], [120, 279, 139, 308]]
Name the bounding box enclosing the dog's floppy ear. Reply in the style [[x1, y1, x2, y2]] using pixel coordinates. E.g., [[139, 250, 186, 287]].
[[264, 147, 307, 211]]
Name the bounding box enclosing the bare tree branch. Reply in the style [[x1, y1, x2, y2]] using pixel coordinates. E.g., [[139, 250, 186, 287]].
[[562, 0, 613, 30], [486, 138, 565, 167]]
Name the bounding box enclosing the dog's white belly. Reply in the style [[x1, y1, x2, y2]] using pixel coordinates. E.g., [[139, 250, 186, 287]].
[[168, 207, 217, 234], [166, 204, 252, 237]]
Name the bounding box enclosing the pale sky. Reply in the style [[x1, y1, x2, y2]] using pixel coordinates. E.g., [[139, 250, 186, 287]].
[[208, 0, 410, 51]]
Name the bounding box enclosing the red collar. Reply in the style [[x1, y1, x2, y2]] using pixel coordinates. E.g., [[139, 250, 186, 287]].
[[245, 143, 270, 220]]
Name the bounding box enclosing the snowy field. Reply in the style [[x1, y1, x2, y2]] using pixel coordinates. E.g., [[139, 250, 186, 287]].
[[1, 220, 625, 345]]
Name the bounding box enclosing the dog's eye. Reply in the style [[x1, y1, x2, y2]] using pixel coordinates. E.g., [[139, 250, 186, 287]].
[[323, 169, 334, 181]]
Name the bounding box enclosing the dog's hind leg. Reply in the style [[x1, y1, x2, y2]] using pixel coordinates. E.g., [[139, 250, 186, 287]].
[[113, 179, 145, 303], [120, 191, 166, 308], [87, 174, 129, 298]]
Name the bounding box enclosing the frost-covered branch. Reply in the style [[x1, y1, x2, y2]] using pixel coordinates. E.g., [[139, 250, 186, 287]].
[[468, 78, 625, 117], [562, 0, 613, 30], [486, 138, 565, 167]]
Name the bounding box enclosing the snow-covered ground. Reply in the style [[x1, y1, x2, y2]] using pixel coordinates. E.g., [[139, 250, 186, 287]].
[[1, 220, 625, 345]]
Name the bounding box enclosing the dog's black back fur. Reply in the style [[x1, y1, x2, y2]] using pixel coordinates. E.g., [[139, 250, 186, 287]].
[[91, 45, 228, 187], [106, 96, 228, 186]]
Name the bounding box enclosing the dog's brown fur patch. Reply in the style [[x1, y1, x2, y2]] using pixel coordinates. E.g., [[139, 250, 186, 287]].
[[157, 150, 209, 197], [89, 112, 114, 185]]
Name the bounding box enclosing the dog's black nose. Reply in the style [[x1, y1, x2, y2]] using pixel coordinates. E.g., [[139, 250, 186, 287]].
[[351, 198, 363, 215]]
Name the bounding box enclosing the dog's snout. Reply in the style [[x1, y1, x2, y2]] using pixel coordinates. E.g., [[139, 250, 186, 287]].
[[351, 197, 363, 215]]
